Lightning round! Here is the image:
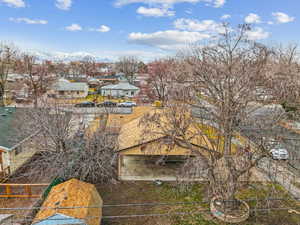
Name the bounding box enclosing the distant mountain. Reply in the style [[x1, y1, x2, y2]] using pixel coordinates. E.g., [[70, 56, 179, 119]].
[[28, 50, 113, 62]]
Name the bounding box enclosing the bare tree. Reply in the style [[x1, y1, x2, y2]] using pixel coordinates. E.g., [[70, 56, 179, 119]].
[[267, 44, 300, 107], [147, 59, 174, 104], [79, 56, 97, 76], [15, 102, 118, 184], [0, 42, 17, 106], [69, 61, 81, 76], [52, 61, 70, 77], [18, 54, 50, 108], [116, 56, 139, 83], [140, 24, 297, 220]]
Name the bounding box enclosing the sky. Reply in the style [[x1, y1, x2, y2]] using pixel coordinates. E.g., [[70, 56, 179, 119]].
[[0, 0, 299, 61]]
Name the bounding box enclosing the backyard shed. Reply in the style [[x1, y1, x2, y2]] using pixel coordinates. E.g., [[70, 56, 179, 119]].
[[33, 179, 103, 225]]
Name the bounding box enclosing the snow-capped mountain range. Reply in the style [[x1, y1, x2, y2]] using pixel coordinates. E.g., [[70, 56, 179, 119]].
[[28, 50, 113, 62]]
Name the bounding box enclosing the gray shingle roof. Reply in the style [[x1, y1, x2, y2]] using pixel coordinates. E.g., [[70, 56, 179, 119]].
[[100, 82, 139, 91], [0, 107, 30, 150], [53, 79, 88, 91]]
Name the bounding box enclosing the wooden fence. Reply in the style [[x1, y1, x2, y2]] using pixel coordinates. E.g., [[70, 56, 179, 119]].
[[0, 184, 49, 198]]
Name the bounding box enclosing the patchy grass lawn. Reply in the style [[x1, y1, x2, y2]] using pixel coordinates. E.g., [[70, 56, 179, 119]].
[[97, 181, 210, 225], [97, 181, 300, 225]]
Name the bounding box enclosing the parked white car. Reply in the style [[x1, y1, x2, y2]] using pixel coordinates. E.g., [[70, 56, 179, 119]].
[[270, 148, 289, 160], [118, 101, 137, 107]]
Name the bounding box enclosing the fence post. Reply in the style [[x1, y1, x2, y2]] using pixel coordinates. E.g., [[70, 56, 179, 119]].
[[5, 185, 11, 195], [25, 186, 32, 197]]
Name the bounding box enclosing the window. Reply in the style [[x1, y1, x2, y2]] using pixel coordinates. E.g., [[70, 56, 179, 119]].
[[77, 91, 80, 95], [131, 91, 134, 96], [59, 91, 64, 95]]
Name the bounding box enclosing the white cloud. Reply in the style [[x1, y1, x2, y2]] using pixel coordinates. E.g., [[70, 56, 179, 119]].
[[128, 30, 210, 50], [115, 0, 225, 8], [115, 0, 198, 7], [9, 17, 48, 24], [220, 14, 231, 20], [90, 25, 111, 32], [65, 23, 82, 31], [137, 6, 175, 17], [272, 12, 295, 24], [56, 0, 72, 10], [174, 18, 224, 33], [185, 9, 192, 14], [246, 27, 269, 40], [214, 0, 225, 8], [244, 13, 261, 24], [1, 0, 25, 7]]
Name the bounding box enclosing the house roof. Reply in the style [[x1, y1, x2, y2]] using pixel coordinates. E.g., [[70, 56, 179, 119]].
[[94, 75, 119, 80], [34, 179, 102, 225], [0, 107, 31, 150], [118, 109, 215, 152], [53, 79, 88, 91], [101, 81, 139, 91], [107, 106, 153, 128], [117, 108, 244, 154]]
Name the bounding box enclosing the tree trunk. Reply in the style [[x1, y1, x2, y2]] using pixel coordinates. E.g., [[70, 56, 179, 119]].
[[0, 87, 5, 107], [33, 90, 38, 108]]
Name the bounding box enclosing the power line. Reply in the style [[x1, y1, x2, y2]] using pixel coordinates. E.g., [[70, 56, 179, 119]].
[[4, 206, 300, 222], [0, 197, 299, 211]]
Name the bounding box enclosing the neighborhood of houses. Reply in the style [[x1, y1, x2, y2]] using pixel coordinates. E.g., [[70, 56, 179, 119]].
[[1, 58, 300, 225]]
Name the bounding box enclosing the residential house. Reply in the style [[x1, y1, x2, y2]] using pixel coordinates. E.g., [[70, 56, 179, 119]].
[[33, 179, 103, 225], [116, 111, 211, 181], [116, 109, 247, 181], [51, 78, 89, 98], [87, 78, 100, 89], [94, 74, 121, 85], [100, 80, 140, 98], [0, 107, 39, 178], [7, 73, 25, 82], [65, 74, 88, 83]]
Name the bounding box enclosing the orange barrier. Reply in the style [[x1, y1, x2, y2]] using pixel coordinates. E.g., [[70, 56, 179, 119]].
[[0, 183, 49, 198]]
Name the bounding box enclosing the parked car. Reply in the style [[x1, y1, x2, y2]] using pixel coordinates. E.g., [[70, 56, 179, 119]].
[[118, 101, 137, 107], [97, 101, 117, 107], [270, 147, 289, 160], [74, 101, 95, 107]]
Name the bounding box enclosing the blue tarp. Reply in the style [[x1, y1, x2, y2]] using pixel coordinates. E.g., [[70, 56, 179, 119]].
[[33, 213, 86, 225]]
